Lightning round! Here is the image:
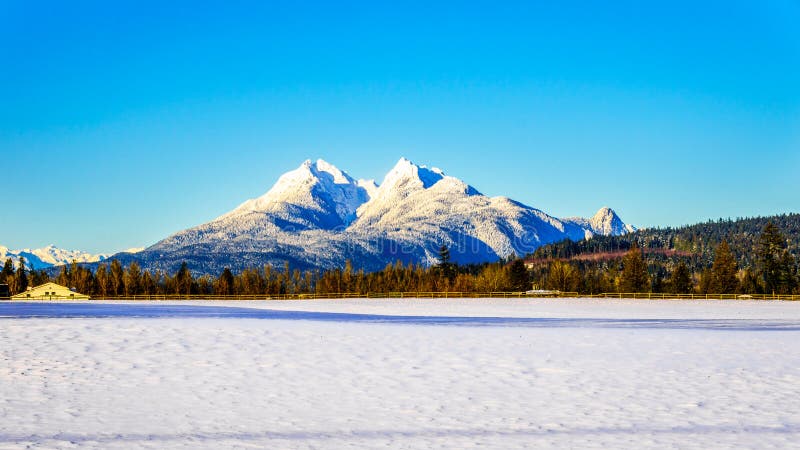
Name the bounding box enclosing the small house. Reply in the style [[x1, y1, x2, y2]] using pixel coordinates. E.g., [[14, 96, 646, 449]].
[[11, 282, 90, 300]]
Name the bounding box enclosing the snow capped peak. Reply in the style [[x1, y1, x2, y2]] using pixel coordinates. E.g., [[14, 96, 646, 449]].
[[284, 158, 355, 187], [313, 158, 356, 185], [0, 244, 109, 269], [218, 158, 373, 228], [588, 207, 636, 235], [591, 206, 616, 221], [380, 157, 447, 193], [561, 207, 636, 237]]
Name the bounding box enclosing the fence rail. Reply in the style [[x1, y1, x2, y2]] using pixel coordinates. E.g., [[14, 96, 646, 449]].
[[594, 292, 800, 301], [5, 292, 798, 301]]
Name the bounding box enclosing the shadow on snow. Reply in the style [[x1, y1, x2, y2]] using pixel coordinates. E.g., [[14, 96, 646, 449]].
[[1, 423, 800, 444], [1, 302, 800, 331]]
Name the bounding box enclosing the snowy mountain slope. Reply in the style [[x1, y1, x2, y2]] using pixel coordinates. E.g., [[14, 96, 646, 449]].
[[350, 158, 591, 265], [218, 159, 375, 228], [144, 160, 370, 260], [130, 159, 388, 273], [0, 245, 109, 270], [563, 207, 637, 237], [120, 158, 635, 274]]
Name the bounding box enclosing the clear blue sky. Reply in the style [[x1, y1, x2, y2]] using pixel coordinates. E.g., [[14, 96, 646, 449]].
[[2, 1, 799, 253]]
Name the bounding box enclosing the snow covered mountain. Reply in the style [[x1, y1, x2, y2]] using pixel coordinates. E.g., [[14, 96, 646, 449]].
[[116, 158, 635, 274], [217, 159, 377, 228], [350, 158, 593, 265], [563, 207, 637, 238], [0, 245, 109, 270]]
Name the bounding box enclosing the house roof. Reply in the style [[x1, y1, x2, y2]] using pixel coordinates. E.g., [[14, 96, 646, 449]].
[[11, 282, 90, 299]]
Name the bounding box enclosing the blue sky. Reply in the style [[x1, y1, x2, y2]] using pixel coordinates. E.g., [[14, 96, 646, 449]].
[[2, 1, 799, 253]]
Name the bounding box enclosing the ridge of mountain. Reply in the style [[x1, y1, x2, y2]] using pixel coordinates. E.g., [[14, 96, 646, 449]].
[[0, 245, 109, 270], [111, 158, 635, 274]]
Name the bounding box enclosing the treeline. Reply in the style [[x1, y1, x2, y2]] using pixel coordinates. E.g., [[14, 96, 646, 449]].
[[527, 221, 799, 295], [2, 218, 798, 298], [0, 246, 531, 297], [533, 213, 800, 268]]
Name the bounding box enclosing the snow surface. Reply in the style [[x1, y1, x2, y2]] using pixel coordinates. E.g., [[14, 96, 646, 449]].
[[2, 298, 800, 449]]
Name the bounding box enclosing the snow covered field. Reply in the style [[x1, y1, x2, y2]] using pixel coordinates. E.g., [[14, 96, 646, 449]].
[[2, 299, 800, 449]]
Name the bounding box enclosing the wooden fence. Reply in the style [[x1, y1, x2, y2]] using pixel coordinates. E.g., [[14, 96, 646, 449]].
[[593, 292, 800, 301]]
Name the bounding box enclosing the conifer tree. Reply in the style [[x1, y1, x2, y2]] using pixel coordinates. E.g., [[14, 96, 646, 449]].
[[437, 245, 451, 266], [291, 269, 302, 294], [739, 268, 761, 294], [710, 241, 738, 294], [200, 275, 216, 295], [583, 268, 612, 294], [619, 245, 649, 292], [508, 259, 529, 291], [280, 261, 291, 294], [435, 245, 456, 281], [175, 262, 193, 295], [13, 256, 28, 294], [141, 270, 156, 295], [1, 258, 14, 284], [779, 251, 798, 294], [110, 259, 125, 296], [124, 262, 142, 296], [757, 222, 796, 294], [56, 265, 70, 287], [95, 264, 110, 297], [698, 268, 713, 294], [30, 269, 50, 288], [264, 265, 275, 294], [153, 270, 166, 295], [216, 268, 235, 296], [69, 260, 80, 286], [304, 270, 315, 294], [343, 260, 354, 292], [669, 261, 693, 294], [72, 265, 93, 294], [651, 272, 665, 293]]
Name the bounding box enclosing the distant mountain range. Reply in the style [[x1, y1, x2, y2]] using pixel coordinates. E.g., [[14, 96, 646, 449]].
[[103, 158, 634, 274], [0, 245, 110, 270]]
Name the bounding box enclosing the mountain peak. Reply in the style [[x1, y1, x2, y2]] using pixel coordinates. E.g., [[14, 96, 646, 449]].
[[220, 158, 373, 228], [382, 157, 445, 191], [591, 206, 616, 220], [232, 159, 351, 209], [311, 159, 356, 185], [589, 207, 636, 235]]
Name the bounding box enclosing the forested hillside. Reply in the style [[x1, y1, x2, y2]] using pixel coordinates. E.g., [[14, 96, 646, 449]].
[[532, 214, 800, 266], [526, 214, 800, 294]]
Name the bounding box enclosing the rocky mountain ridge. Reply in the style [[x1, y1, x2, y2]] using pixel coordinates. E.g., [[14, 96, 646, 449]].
[[111, 158, 634, 274]]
